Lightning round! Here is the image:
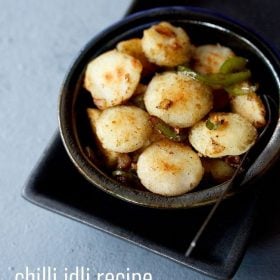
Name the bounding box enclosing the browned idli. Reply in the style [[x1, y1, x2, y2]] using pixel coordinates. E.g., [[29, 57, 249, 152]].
[[137, 140, 204, 196]]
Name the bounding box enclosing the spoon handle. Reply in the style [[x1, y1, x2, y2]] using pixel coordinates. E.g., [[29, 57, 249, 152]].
[[185, 95, 271, 257], [185, 151, 249, 257]]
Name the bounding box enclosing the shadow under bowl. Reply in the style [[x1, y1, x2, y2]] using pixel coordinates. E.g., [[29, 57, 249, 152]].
[[59, 6, 280, 209]]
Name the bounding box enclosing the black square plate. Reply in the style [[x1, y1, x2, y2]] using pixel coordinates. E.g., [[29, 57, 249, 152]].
[[23, 132, 268, 279]]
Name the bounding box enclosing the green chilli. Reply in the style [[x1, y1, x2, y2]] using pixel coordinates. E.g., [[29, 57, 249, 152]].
[[205, 119, 220, 130]]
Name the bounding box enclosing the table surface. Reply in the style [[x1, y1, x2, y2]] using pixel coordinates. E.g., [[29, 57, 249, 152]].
[[1, 1, 280, 279]]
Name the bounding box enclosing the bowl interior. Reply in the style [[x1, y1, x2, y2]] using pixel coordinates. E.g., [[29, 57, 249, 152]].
[[59, 7, 280, 208]]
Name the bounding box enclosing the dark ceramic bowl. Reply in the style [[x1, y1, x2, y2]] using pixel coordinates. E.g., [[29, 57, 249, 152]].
[[59, 7, 280, 209]]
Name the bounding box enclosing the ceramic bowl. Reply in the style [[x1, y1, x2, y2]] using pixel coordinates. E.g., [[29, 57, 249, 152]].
[[59, 7, 280, 208]]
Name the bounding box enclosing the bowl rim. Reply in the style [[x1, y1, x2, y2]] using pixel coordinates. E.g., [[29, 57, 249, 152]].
[[59, 6, 280, 209]]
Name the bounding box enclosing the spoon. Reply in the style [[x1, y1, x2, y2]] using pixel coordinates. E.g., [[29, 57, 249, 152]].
[[185, 94, 272, 257]]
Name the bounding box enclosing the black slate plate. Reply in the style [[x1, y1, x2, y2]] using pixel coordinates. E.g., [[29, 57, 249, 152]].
[[22, 1, 280, 279], [22, 132, 263, 279]]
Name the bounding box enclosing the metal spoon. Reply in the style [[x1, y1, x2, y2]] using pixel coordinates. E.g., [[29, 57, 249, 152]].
[[185, 94, 272, 257]]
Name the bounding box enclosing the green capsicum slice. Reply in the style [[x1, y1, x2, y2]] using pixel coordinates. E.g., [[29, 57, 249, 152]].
[[150, 116, 187, 142], [178, 66, 251, 87], [219, 56, 248, 74]]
